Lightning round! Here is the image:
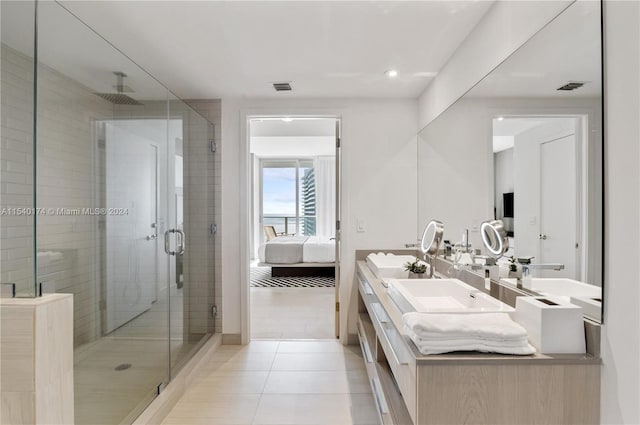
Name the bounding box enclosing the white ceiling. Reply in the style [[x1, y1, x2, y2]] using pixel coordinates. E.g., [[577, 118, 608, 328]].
[[50, 1, 493, 99], [2, 1, 601, 102]]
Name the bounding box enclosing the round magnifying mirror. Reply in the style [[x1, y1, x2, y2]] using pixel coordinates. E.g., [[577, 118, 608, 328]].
[[420, 220, 444, 255], [480, 219, 509, 258]]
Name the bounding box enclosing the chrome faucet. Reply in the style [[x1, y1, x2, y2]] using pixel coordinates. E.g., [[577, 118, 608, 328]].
[[423, 253, 436, 279], [515, 263, 565, 288]]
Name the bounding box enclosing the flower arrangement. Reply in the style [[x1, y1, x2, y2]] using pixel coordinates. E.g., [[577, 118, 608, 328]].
[[404, 257, 427, 274], [507, 256, 518, 272]]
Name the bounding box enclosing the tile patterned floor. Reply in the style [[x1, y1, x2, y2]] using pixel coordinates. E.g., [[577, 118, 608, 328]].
[[251, 287, 335, 339], [161, 340, 379, 425]]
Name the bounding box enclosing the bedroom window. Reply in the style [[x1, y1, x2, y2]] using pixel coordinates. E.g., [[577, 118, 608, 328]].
[[261, 159, 316, 237]]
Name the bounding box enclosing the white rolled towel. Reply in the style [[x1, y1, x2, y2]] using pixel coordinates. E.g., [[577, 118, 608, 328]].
[[366, 252, 385, 262], [403, 312, 528, 342]]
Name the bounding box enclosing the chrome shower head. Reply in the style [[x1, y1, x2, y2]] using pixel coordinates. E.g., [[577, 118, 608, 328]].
[[94, 72, 142, 106]]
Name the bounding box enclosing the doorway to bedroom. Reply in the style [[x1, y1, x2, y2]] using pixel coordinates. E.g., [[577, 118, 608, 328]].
[[249, 116, 339, 339]]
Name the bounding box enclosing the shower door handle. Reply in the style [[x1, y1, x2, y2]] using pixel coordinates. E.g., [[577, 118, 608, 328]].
[[164, 229, 177, 256], [164, 228, 185, 256], [176, 229, 185, 255], [164, 230, 175, 255]]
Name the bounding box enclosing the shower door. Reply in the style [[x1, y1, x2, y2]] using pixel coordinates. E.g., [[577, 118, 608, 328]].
[[104, 121, 161, 333]]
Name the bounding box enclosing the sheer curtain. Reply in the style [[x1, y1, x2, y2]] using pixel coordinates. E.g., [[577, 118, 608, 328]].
[[315, 156, 336, 238]]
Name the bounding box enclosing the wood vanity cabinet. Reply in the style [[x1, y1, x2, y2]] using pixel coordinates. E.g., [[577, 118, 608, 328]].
[[355, 261, 601, 425]]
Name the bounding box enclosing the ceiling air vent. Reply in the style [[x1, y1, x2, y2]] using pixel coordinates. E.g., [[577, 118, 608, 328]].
[[273, 82, 292, 92], [557, 81, 586, 91]]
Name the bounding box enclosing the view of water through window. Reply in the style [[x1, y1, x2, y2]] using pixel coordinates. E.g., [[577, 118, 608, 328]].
[[262, 161, 316, 236]]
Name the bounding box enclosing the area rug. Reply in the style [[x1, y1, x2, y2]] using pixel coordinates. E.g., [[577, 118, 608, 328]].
[[250, 267, 335, 288]]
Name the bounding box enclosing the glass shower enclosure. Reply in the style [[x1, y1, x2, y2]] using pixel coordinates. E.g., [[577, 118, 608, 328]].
[[1, 1, 217, 423]]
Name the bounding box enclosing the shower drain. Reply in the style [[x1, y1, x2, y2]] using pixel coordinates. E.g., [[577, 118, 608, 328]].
[[114, 363, 132, 371]]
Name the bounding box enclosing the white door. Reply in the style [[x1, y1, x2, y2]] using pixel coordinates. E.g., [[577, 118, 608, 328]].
[[105, 121, 159, 333], [539, 135, 577, 278]]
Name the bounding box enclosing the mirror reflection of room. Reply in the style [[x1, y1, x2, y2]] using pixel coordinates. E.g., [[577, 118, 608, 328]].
[[417, 0, 602, 322], [493, 116, 584, 280]]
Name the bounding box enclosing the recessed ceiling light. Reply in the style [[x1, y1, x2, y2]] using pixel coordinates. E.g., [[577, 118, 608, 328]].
[[497, 116, 505, 121], [282, 117, 294, 123], [385, 69, 398, 78]]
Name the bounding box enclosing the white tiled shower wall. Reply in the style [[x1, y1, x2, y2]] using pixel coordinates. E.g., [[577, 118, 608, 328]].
[[1, 44, 113, 345], [1, 44, 36, 296], [0, 44, 222, 344], [36, 55, 114, 347]]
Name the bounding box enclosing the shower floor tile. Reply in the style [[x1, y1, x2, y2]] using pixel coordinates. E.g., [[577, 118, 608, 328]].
[[73, 284, 201, 425]]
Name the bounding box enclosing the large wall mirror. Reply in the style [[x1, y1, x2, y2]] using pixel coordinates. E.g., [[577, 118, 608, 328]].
[[417, 1, 603, 322]]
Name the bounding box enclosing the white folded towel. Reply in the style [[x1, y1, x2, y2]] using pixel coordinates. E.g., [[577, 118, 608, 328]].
[[403, 312, 535, 355], [409, 340, 535, 356], [404, 327, 530, 348], [403, 312, 528, 341]]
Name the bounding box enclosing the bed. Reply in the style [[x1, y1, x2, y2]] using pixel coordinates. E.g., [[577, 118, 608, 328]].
[[258, 236, 335, 277]]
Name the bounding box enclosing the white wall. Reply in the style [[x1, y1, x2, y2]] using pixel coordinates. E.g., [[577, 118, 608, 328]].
[[250, 136, 334, 157], [601, 1, 640, 423], [417, 0, 572, 129], [220, 98, 418, 342]]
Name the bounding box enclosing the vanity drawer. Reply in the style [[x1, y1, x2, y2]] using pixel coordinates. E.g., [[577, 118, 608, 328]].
[[357, 315, 375, 366], [357, 271, 376, 303], [370, 374, 393, 425], [358, 316, 394, 425], [369, 302, 417, 424]]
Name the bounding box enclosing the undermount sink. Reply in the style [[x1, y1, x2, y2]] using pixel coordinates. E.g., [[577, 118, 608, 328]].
[[387, 278, 515, 314], [366, 253, 419, 280], [500, 278, 601, 303]]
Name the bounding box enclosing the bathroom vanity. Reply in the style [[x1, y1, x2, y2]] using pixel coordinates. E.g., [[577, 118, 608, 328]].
[[355, 253, 600, 425]]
